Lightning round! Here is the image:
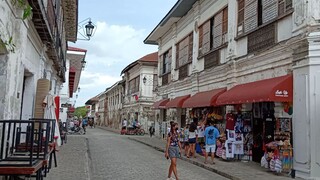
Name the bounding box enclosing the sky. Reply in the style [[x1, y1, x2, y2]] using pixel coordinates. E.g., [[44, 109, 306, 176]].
[[69, 0, 177, 107]]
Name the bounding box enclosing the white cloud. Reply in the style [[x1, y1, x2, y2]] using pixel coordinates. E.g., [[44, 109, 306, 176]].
[[80, 71, 122, 89], [71, 21, 158, 106]]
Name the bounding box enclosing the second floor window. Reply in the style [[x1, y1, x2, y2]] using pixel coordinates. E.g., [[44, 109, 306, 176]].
[[199, 7, 228, 56], [237, 0, 292, 36], [160, 49, 172, 75], [128, 76, 140, 94], [176, 33, 193, 68]]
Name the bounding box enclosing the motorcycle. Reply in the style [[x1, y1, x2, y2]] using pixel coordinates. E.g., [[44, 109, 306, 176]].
[[68, 125, 85, 135], [121, 125, 145, 136]]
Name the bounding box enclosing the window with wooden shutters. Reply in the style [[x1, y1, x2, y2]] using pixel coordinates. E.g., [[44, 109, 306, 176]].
[[176, 33, 193, 69], [129, 76, 140, 94], [237, 0, 245, 35], [162, 50, 172, 74]]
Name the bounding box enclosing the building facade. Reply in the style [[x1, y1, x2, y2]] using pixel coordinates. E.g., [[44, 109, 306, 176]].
[[0, 0, 78, 120], [59, 47, 87, 123], [97, 91, 107, 126], [106, 80, 125, 129], [145, 0, 320, 178], [121, 52, 158, 132]]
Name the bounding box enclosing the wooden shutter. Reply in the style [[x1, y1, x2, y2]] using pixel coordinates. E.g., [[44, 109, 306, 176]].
[[176, 44, 179, 69], [244, 0, 258, 33], [159, 55, 163, 75], [202, 21, 211, 54], [188, 33, 193, 62], [237, 0, 245, 35], [198, 25, 204, 56], [222, 8, 228, 44], [262, 0, 278, 23], [168, 49, 172, 72], [34, 79, 50, 118], [213, 11, 223, 48]]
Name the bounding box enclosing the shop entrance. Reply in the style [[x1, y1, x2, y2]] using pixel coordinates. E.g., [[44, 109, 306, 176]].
[[252, 118, 264, 162]]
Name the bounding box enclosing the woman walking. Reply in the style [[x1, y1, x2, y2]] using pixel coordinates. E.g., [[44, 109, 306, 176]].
[[165, 122, 182, 180]]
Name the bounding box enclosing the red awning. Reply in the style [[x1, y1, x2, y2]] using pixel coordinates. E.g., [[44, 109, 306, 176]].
[[166, 95, 190, 108], [182, 88, 227, 108], [216, 74, 293, 105], [153, 99, 170, 109]]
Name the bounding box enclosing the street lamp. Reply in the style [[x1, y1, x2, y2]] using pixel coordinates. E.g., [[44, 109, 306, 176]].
[[143, 76, 147, 84], [78, 87, 80, 92], [81, 58, 86, 68], [85, 20, 94, 37], [77, 18, 96, 40]]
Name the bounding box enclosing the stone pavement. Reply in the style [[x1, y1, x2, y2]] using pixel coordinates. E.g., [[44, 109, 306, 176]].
[[98, 126, 298, 180], [45, 127, 228, 180], [46, 135, 90, 180]]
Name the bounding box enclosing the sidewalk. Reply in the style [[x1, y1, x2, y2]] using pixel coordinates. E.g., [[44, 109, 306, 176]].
[[98, 126, 296, 180], [46, 135, 90, 180]]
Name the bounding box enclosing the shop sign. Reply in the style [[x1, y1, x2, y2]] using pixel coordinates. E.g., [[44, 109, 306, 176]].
[[275, 90, 289, 97]]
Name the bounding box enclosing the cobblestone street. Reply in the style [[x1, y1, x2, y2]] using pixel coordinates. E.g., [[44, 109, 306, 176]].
[[46, 128, 228, 180]]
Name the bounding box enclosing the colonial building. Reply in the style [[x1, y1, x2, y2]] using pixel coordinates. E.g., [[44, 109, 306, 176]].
[[106, 80, 125, 129], [97, 90, 107, 126], [59, 47, 87, 123], [0, 0, 78, 120], [85, 96, 99, 120], [121, 52, 158, 132], [145, 0, 320, 178]]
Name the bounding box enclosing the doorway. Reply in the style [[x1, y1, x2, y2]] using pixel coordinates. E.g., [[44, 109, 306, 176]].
[[20, 70, 34, 120]]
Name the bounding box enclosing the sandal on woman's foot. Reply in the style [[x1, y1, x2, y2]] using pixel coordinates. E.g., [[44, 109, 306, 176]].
[[204, 161, 208, 164], [211, 162, 215, 164]]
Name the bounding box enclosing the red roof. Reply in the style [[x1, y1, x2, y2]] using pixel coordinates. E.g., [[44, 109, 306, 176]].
[[68, 46, 87, 52], [139, 52, 158, 62], [216, 74, 293, 105], [153, 99, 170, 109], [121, 52, 158, 75], [182, 88, 227, 108], [166, 95, 190, 108]]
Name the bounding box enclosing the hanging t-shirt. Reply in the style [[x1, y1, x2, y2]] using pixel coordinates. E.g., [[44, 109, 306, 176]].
[[235, 114, 243, 133], [225, 113, 235, 130]]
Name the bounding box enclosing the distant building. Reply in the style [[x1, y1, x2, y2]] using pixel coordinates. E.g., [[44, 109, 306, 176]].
[[121, 52, 158, 131]]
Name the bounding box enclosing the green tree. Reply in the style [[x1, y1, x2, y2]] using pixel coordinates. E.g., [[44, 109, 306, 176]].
[[74, 106, 87, 119]]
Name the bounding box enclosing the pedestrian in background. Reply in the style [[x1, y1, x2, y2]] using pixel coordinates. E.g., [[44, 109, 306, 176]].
[[149, 125, 155, 137], [183, 124, 190, 157], [187, 120, 198, 158], [82, 118, 88, 134], [165, 122, 182, 180]]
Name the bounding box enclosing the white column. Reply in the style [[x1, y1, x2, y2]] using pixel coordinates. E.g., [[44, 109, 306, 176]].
[[293, 32, 320, 179]]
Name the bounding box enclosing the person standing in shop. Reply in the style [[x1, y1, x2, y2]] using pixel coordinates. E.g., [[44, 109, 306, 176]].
[[204, 120, 220, 164], [165, 122, 182, 180], [187, 119, 198, 158]]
